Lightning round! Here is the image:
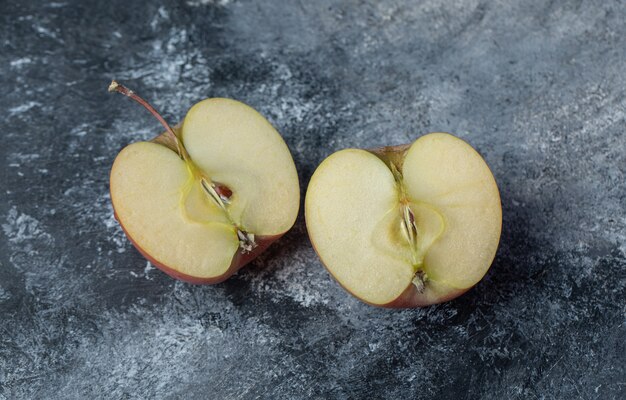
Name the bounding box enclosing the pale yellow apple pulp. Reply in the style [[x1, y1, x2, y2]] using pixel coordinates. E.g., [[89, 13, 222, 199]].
[[110, 99, 300, 281], [305, 133, 502, 307]]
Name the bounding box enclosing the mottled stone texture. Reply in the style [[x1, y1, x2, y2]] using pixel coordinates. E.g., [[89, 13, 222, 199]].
[[1, 0, 625, 398]]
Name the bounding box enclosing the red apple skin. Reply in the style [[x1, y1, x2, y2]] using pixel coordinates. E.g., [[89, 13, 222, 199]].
[[380, 284, 469, 308], [114, 210, 281, 284]]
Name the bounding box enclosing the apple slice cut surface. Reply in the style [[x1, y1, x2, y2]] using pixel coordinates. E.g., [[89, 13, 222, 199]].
[[305, 133, 501, 306], [110, 99, 300, 281], [182, 98, 300, 236]]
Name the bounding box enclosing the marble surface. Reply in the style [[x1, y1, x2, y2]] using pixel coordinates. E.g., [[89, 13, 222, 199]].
[[1, 0, 625, 398]]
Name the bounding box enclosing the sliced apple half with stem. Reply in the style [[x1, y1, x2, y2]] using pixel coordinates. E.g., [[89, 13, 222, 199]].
[[305, 133, 501, 307], [108, 81, 300, 284]]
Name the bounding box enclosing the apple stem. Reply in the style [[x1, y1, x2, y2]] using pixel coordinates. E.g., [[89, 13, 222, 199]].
[[108, 80, 186, 160], [108, 80, 234, 203]]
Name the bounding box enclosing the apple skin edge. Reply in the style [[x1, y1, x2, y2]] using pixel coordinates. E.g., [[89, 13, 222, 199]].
[[113, 209, 281, 284], [308, 234, 469, 309], [380, 282, 469, 308], [367, 143, 412, 170]]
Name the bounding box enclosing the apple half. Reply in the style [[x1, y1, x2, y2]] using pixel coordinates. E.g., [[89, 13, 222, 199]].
[[109, 83, 299, 283], [305, 133, 501, 307]]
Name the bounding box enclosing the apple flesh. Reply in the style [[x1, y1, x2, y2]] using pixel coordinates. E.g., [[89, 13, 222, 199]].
[[305, 133, 501, 307], [109, 86, 300, 283]]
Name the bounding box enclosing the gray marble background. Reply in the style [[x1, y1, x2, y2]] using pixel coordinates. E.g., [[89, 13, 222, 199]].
[[1, 0, 625, 398]]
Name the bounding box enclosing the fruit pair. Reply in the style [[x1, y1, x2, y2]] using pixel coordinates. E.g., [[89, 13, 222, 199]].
[[108, 82, 502, 308]]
